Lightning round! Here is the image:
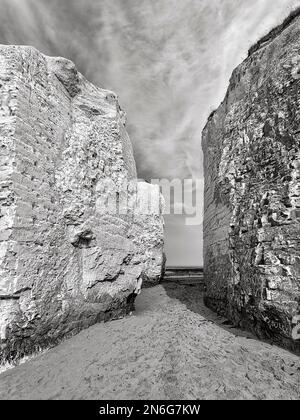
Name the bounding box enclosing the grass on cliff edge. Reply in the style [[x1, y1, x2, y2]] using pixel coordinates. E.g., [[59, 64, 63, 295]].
[[248, 6, 300, 56]]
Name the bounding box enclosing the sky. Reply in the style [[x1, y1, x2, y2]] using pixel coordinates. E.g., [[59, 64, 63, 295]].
[[0, 0, 299, 266]]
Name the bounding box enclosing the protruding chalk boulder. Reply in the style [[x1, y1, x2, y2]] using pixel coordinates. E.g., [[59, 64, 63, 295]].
[[0, 45, 165, 363]]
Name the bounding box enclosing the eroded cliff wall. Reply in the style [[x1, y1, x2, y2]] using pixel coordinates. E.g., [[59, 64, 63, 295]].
[[0, 45, 164, 363], [202, 14, 300, 352]]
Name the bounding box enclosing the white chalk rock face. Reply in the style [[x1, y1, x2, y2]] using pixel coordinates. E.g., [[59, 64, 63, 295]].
[[202, 14, 300, 354], [131, 182, 166, 287], [0, 45, 165, 363]]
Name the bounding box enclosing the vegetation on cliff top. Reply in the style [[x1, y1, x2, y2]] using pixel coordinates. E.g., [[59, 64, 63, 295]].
[[248, 6, 300, 56]]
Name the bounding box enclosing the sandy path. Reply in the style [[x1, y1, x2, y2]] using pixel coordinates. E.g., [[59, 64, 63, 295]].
[[0, 284, 299, 400]]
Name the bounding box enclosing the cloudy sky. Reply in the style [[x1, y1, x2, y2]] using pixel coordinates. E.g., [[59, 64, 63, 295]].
[[0, 0, 299, 266]]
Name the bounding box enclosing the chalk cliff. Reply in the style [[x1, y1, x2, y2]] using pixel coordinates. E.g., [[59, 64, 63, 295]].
[[202, 12, 300, 352], [0, 45, 164, 363]]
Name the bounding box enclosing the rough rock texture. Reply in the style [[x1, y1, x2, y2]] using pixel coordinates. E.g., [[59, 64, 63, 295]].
[[0, 45, 164, 363], [202, 14, 300, 353], [128, 182, 166, 288]]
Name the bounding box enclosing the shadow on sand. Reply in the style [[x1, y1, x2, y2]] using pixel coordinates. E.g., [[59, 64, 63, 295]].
[[161, 282, 264, 342]]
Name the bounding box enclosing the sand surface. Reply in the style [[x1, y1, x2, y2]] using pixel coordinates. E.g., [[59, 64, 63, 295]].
[[0, 284, 299, 400]]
